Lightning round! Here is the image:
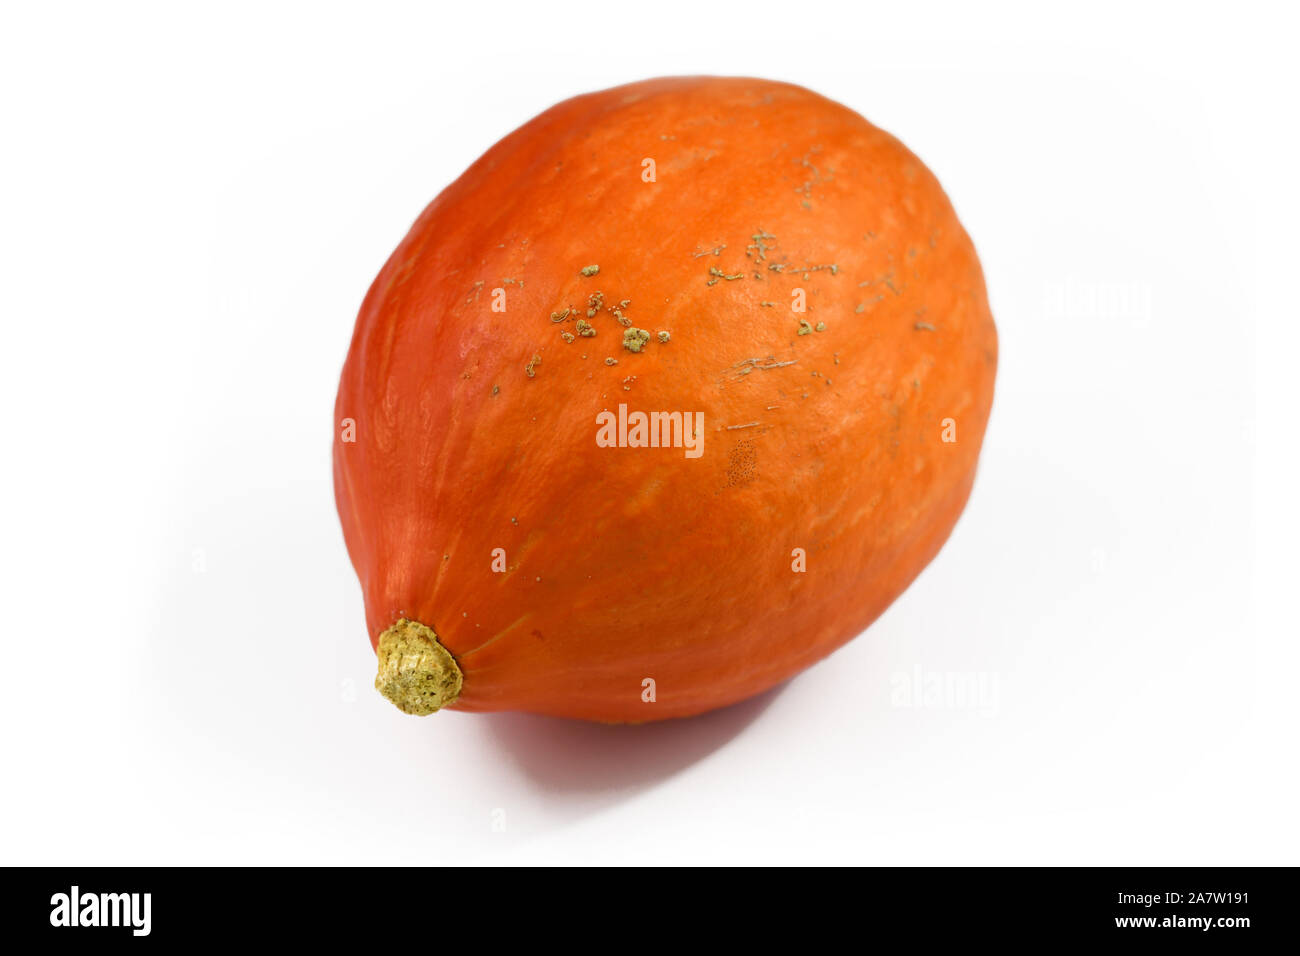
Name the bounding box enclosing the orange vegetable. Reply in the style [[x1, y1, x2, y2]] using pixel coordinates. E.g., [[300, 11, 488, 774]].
[[334, 76, 997, 722]]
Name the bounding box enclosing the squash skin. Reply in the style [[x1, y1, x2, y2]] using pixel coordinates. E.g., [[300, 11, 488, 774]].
[[333, 76, 997, 722]]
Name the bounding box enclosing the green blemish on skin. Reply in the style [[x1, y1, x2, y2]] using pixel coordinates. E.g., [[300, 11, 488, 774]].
[[815, 322, 826, 332], [760, 301, 776, 307], [707, 266, 744, 285], [746, 230, 776, 261], [525, 354, 541, 378], [855, 303, 866, 314], [550, 308, 571, 322], [561, 331, 575, 343], [576, 319, 596, 337], [623, 328, 651, 353], [790, 263, 838, 279], [657, 331, 670, 343], [581, 264, 600, 277], [605, 357, 618, 366], [492, 385, 499, 396], [587, 291, 604, 316], [797, 320, 813, 336]]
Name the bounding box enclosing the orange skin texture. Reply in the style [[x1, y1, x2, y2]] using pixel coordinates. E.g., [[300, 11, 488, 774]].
[[334, 76, 997, 722]]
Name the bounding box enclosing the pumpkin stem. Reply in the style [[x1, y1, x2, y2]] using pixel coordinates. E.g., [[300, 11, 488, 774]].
[[374, 619, 463, 715]]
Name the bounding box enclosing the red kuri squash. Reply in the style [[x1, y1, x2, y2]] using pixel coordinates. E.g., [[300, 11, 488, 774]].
[[334, 76, 997, 722]]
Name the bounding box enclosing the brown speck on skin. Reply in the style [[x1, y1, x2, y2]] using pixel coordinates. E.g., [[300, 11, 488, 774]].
[[797, 319, 813, 336], [914, 321, 936, 331], [491, 384, 500, 396], [561, 331, 575, 343], [576, 319, 596, 337], [605, 357, 618, 366], [726, 439, 758, 487], [525, 353, 541, 378], [760, 301, 776, 307], [657, 331, 670, 343], [815, 321, 826, 332], [855, 303, 866, 314], [581, 264, 600, 277]]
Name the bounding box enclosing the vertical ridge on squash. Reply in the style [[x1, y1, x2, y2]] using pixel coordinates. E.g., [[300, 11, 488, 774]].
[[374, 619, 463, 715]]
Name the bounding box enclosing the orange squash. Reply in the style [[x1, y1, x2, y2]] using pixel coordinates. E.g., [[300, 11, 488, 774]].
[[334, 76, 997, 722]]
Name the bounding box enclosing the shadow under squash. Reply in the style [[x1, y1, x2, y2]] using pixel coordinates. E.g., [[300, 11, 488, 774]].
[[482, 684, 785, 798]]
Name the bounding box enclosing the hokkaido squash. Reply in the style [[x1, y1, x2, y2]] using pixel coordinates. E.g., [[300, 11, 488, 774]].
[[334, 76, 997, 722]]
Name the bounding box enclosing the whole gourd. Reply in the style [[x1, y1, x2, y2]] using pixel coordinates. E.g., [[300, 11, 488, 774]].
[[334, 76, 998, 722]]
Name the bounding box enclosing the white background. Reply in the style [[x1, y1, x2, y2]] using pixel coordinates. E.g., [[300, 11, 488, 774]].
[[2, 2, 1296, 865]]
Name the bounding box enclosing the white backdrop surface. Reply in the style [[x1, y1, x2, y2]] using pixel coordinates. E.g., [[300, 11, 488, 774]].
[[0, 1, 1294, 865]]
